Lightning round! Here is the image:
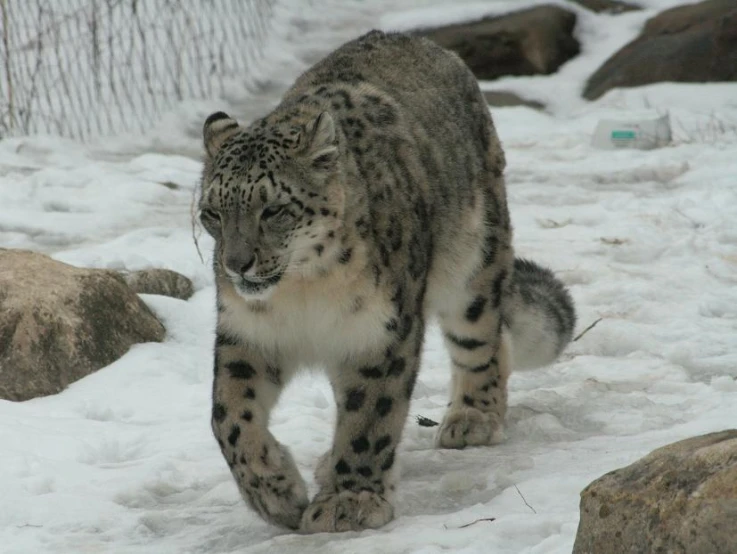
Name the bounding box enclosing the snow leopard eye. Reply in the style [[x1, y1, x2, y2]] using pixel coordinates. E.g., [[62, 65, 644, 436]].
[[200, 208, 221, 224], [261, 205, 285, 220]]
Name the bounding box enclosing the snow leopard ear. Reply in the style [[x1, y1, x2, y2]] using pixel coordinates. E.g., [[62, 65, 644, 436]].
[[301, 111, 338, 170], [203, 112, 239, 158]]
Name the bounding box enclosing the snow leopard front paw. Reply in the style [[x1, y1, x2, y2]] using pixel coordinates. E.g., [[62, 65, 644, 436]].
[[435, 407, 506, 449], [299, 490, 394, 533], [237, 438, 308, 529]]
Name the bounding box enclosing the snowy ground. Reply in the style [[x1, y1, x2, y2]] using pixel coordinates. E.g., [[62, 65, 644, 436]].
[[2, 1, 737, 553]]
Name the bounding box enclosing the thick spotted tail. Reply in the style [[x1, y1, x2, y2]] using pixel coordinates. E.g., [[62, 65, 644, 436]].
[[503, 258, 576, 370]]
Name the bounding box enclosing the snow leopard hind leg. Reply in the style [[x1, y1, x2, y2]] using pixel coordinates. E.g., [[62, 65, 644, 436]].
[[435, 256, 576, 449], [435, 228, 515, 449]]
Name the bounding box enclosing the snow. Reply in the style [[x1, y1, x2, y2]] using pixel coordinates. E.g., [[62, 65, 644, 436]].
[[2, 1, 737, 552]]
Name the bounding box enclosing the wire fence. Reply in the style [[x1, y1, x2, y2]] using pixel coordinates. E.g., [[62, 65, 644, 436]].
[[0, 0, 275, 141]]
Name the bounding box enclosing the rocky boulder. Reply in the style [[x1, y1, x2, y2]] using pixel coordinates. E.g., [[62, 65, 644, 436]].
[[418, 5, 580, 81], [0, 249, 165, 401], [123, 268, 194, 300], [568, 0, 641, 14], [573, 430, 737, 554], [584, 0, 737, 100], [483, 90, 546, 111]]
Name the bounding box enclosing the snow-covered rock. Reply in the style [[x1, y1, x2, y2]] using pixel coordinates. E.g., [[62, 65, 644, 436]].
[[416, 5, 580, 81], [584, 0, 737, 100], [568, 0, 641, 14], [0, 249, 165, 401], [123, 268, 195, 301], [574, 430, 737, 554]]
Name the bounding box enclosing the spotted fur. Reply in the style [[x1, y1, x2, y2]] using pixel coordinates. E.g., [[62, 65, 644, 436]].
[[199, 30, 575, 533]]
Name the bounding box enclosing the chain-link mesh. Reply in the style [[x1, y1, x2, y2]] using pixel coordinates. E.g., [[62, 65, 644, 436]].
[[0, 0, 275, 141]]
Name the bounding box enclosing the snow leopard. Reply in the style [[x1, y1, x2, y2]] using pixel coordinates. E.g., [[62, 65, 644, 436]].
[[198, 30, 575, 533]]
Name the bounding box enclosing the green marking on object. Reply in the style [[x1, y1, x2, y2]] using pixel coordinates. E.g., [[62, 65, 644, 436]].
[[611, 130, 636, 140]]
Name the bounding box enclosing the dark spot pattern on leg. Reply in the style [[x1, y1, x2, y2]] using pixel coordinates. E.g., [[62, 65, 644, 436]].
[[345, 388, 366, 411], [405, 370, 418, 400], [380, 449, 395, 471], [483, 236, 498, 267], [374, 435, 391, 455], [455, 356, 497, 374], [241, 410, 253, 422], [351, 436, 370, 454], [216, 332, 239, 346], [245, 387, 256, 399], [227, 361, 256, 379], [465, 295, 487, 322], [481, 375, 499, 393], [266, 365, 282, 386], [379, 244, 390, 267], [375, 396, 393, 417], [391, 283, 404, 313], [341, 479, 357, 490], [492, 270, 508, 308], [213, 350, 220, 376], [360, 366, 383, 379], [335, 459, 351, 475], [338, 248, 353, 264], [387, 358, 406, 377], [212, 402, 227, 422], [398, 315, 413, 341], [227, 424, 241, 446], [356, 466, 373, 477], [470, 359, 492, 373], [462, 395, 475, 407], [445, 332, 487, 350]]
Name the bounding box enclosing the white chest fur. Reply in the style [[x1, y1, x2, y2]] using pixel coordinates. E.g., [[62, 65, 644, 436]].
[[218, 271, 393, 370]]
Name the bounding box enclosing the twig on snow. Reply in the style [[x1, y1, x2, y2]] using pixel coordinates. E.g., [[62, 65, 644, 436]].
[[16, 524, 42, 528], [444, 517, 497, 530], [572, 317, 603, 342], [673, 208, 703, 229], [514, 484, 537, 514]]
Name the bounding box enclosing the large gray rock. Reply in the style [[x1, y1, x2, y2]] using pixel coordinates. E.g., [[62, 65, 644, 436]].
[[418, 5, 580, 81], [584, 0, 737, 100], [123, 268, 194, 300], [483, 90, 546, 111], [0, 249, 165, 401], [568, 0, 641, 14], [573, 430, 737, 554]]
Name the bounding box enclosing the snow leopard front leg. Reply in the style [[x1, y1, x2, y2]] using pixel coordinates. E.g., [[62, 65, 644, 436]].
[[211, 331, 308, 529], [301, 313, 424, 533]]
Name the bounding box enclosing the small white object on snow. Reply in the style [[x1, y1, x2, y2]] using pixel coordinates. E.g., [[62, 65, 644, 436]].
[[592, 112, 672, 150]]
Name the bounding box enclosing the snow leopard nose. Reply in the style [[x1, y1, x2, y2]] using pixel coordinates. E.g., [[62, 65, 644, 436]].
[[224, 251, 255, 276]]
